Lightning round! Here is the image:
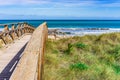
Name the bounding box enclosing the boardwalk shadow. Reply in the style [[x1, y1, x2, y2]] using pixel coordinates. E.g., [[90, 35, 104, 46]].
[[0, 43, 27, 80]]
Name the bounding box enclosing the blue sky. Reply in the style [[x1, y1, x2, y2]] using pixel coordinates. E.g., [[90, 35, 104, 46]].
[[0, 0, 120, 19]]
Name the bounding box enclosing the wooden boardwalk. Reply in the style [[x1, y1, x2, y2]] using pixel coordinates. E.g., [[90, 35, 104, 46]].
[[0, 22, 48, 80], [0, 35, 31, 80]]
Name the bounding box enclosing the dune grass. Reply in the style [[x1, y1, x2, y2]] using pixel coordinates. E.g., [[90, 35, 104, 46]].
[[44, 32, 120, 80]]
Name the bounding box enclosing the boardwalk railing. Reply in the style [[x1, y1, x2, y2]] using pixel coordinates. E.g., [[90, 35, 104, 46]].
[[10, 22, 48, 80], [0, 22, 35, 45]]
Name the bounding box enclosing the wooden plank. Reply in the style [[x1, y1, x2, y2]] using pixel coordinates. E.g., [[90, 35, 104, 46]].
[[0, 35, 31, 80], [10, 22, 48, 80]]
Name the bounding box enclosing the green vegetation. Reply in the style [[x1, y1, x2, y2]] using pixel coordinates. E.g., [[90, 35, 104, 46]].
[[74, 42, 87, 49], [112, 64, 120, 74], [65, 43, 73, 55], [70, 62, 88, 71], [44, 33, 120, 80]]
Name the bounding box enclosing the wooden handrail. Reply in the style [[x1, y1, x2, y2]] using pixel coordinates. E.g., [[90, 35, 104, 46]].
[[0, 22, 35, 45], [10, 22, 48, 80]]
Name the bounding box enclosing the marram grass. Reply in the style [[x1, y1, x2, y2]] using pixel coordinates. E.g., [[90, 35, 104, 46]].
[[44, 32, 120, 80]]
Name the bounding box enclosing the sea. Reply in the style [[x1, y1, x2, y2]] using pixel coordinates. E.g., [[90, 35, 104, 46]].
[[0, 20, 120, 35]]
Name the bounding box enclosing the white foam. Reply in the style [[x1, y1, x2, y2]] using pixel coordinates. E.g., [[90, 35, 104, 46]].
[[53, 28, 120, 36], [0, 28, 3, 31], [0, 28, 12, 32]]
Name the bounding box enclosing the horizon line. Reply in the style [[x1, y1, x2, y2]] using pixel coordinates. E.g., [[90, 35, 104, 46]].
[[0, 19, 120, 21]]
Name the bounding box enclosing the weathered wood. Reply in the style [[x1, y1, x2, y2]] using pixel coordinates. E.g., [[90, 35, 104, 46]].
[[0, 22, 35, 45], [10, 22, 48, 80], [16, 23, 21, 37], [4, 25, 9, 32], [9, 24, 15, 40], [0, 36, 7, 44], [21, 24, 24, 35], [2, 25, 13, 43], [0, 35, 31, 79]]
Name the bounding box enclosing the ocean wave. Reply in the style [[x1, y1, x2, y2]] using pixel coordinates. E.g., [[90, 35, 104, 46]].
[[0, 28, 3, 31], [0, 28, 12, 31], [48, 28, 120, 36]]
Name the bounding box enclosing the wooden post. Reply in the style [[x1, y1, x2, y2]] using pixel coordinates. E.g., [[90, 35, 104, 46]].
[[24, 23, 28, 33], [21, 24, 24, 35], [3, 25, 10, 44], [9, 24, 15, 40], [4, 25, 9, 32], [23, 23, 26, 33], [11, 24, 15, 30], [16, 23, 21, 37]]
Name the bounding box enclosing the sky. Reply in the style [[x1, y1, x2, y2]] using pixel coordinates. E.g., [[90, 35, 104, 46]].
[[0, 0, 120, 19]]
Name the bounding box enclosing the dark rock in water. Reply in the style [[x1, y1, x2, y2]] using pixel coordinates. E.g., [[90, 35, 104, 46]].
[[65, 32, 71, 34], [100, 28, 109, 30], [48, 29, 58, 35], [84, 28, 109, 30], [48, 29, 67, 35]]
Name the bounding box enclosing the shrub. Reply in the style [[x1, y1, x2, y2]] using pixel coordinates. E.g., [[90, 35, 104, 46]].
[[112, 64, 120, 74], [75, 42, 86, 49], [65, 43, 73, 55], [70, 62, 88, 71], [52, 49, 59, 54], [111, 45, 120, 61]]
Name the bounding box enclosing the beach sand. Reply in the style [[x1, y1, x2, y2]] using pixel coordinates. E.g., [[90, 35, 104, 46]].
[[48, 35, 67, 40]]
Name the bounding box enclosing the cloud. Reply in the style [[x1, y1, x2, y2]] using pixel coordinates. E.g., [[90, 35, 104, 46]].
[[61, 0, 120, 7], [0, 0, 50, 5], [101, 2, 120, 7], [23, 0, 50, 4], [0, 0, 15, 5], [0, 0, 120, 19], [0, 0, 120, 8]]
